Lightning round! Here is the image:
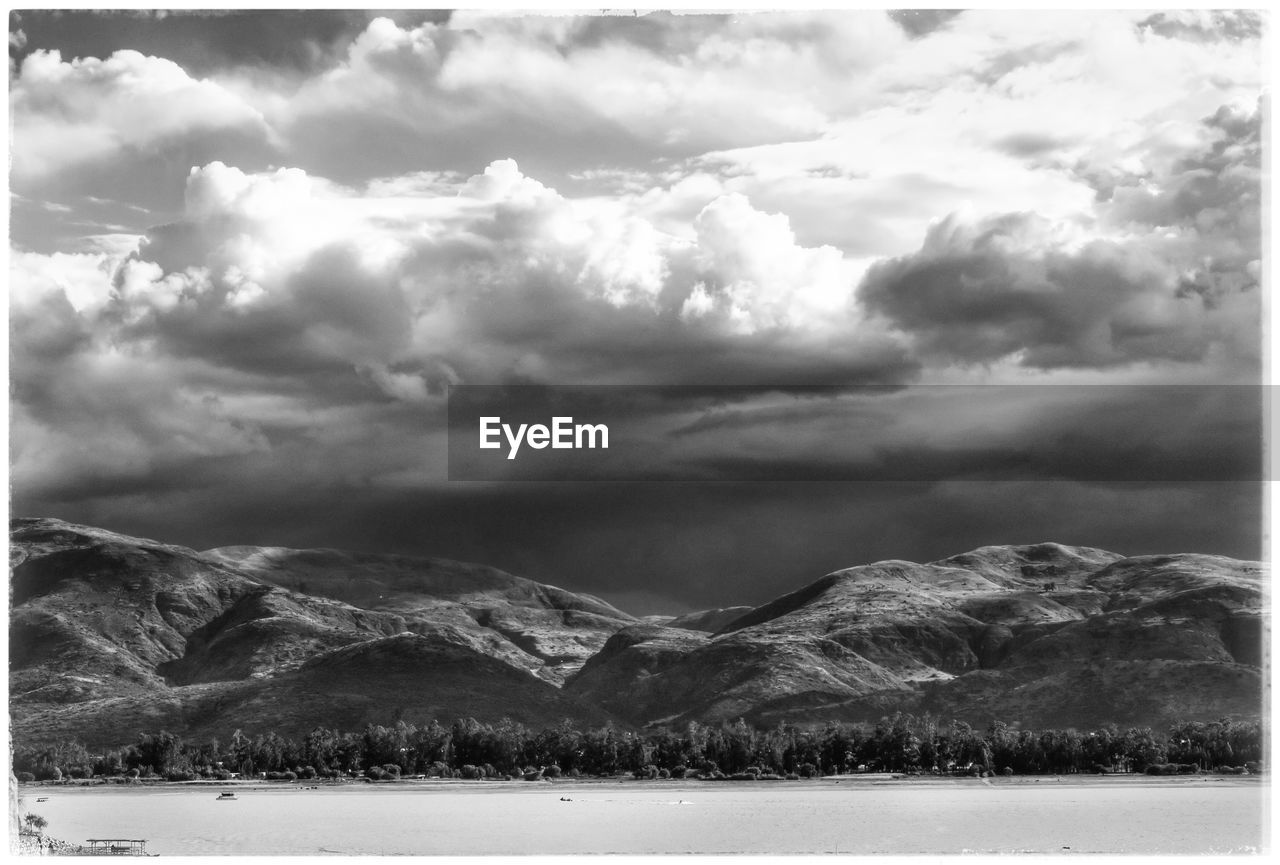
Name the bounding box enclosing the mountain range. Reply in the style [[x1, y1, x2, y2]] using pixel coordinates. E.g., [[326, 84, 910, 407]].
[[9, 517, 1265, 749]]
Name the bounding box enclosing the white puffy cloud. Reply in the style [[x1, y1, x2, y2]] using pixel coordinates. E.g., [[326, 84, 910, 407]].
[[10, 49, 270, 181], [9, 249, 118, 316], [680, 194, 859, 333]]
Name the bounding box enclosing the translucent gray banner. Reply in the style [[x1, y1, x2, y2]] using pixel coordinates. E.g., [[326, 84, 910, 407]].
[[447, 385, 1263, 482]]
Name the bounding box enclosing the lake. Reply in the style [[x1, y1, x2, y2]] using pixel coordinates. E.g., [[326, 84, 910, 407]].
[[18, 776, 1265, 855]]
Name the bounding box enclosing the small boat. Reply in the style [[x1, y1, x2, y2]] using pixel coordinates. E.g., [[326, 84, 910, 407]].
[[216, 791, 238, 801], [36, 797, 48, 802]]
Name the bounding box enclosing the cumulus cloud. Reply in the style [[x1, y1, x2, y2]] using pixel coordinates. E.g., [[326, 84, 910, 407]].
[[859, 101, 1261, 373], [9, 249, 272, 503], [859, 211, 1257, 371], [680, 194, 858, 333], [10, 48, 270, 181], [130, 159, 907, 384], [11, 157, 919, 502]]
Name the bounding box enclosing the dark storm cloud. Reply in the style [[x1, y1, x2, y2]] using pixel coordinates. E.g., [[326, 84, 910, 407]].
[[12, 479, 1263, 613], [859, 211, 1258, 370], [8, 9, 451, 76], [449, 384, 1260, 483]]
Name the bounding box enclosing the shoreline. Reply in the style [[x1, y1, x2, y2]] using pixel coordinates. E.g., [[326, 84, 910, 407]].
[[19, 772, 1265, 793]]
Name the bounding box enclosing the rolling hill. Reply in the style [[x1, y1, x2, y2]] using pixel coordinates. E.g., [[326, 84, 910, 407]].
[[565, 544, 1265, 729], [9, 520, 1266, 748]]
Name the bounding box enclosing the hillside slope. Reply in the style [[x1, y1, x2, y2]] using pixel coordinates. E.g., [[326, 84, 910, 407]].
[[566, 544, 1265, 729], [9, 518, 631, 747], [11, 522, 1265, 746]]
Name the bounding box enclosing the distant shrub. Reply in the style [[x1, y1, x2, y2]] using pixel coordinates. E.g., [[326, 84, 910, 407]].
[[127, 768, 140, 779], [364, 767, 387, 781], [785, 773, 800, 780], [380, 764, 401, 779], [17, 772, 35, 783], [1002, 766, 1014, 776], [744, 765, 762, 776], [798, 763, 819, 779], [165, 770, 197, 782], [657, 768, 671, 779], [522, 770, 543, 781], [728, 772, 757, 781], [428, 761, 449, 778], [758, 773, 783, 780], [299, 766, 316, 779], [670, 765, 688, 779], [213, 769, 232, 781], [1214, 766, 1246, 775], [1245, 761, 1264, 775], [697, 759, 718, 775], [1145, 763, 1198, 776], [458, 764, 482, 780], [633, 764, 659, 780], [543, 765, 562, 778]]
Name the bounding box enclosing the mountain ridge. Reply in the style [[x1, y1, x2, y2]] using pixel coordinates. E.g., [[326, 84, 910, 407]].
[[9, 517, 1265, 748]]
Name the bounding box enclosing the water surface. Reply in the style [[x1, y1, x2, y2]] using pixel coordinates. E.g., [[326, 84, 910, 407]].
[[20, 777, 1264, 855]]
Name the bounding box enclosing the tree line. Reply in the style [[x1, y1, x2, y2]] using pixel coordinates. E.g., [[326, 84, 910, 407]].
[[12, 715, 1262, 783]]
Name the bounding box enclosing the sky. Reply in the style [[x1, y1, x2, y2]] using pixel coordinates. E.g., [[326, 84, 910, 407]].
[[7, 8, 1266, 613]]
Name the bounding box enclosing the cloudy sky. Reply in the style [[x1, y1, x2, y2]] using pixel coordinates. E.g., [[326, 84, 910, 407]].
[[8, 9, 1265, 613]]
